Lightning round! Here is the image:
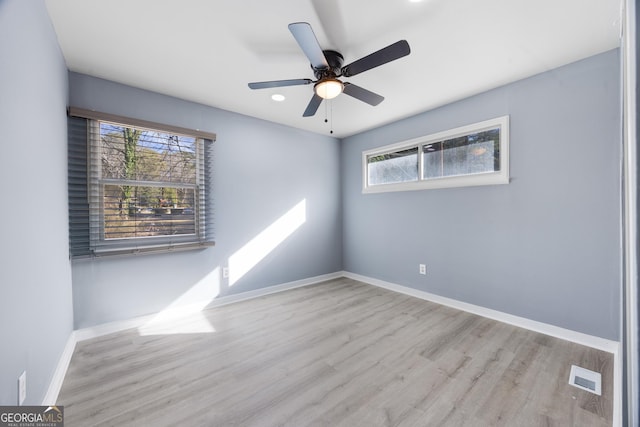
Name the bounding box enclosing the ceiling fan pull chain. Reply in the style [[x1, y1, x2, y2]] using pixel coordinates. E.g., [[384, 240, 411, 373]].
[[324, 99, 328, 123], [330, 100, 334, 135]]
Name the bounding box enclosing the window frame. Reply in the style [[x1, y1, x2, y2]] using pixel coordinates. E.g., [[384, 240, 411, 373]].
[[68, 107, 215, 259], [362, 116, 509, 193]]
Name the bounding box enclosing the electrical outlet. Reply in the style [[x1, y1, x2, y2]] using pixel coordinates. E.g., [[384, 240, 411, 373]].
[[18, 371, 26, 405], [222, 267, 229, 279], [419, 264, 426, 275]]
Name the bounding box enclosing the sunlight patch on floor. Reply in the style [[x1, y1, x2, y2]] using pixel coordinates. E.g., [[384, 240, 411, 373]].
[[137, 267, 221, 335]]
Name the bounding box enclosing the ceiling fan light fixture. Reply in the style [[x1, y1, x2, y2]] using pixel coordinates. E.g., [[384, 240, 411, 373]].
[[314, 78, 344, 100]]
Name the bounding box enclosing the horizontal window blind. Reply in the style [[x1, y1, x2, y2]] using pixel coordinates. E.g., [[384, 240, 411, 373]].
[[68, 117, 91, 257], [68, 111, 215, 259]]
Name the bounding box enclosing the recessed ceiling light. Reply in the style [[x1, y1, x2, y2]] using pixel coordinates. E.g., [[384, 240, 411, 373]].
[[271, 94, 285, 102]]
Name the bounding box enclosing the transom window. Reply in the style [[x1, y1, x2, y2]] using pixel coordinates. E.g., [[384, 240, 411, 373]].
[[363, 116, 509, 193]]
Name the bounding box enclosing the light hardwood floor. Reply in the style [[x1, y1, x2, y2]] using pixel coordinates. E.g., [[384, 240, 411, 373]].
[[57, 278, 613, 426]]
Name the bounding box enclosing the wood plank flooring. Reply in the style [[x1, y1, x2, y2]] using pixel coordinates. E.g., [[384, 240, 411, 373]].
[[57, 278, 613, 426]]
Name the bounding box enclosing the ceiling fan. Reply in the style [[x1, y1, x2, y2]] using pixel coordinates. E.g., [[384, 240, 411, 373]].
[[248, 22, 411, 117]]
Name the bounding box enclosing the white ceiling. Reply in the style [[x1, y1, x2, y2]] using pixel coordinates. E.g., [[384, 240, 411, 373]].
[[45, 0, 621, 138]]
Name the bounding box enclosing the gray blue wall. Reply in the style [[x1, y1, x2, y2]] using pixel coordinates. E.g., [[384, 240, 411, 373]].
[[0, 0, 73, 405], [68, 72, 342, 329], [341, 50, 621, 341], [0, 1, 623, 406]]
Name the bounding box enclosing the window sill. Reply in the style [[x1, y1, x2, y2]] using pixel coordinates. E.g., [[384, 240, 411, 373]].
[[363, 171, 509, 194], [71, 240, 215, 261]]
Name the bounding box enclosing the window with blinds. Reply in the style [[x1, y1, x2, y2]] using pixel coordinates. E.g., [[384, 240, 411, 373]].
[[68, 109, 215, 258]]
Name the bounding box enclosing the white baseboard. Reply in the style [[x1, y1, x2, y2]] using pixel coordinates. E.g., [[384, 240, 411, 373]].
[[75, 271, 343, 342], [46, 271, 342, 404], [342, 271, 622, 426], [73, 269, 620, 351], [42, 332, 76, 405], [613, 342, 622, 427], [204, 271, 343, 309], [343, 271, 619, 354], [48, 270, 622, 424]]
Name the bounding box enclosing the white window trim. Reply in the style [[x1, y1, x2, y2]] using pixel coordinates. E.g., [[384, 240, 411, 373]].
[[88, 126, 206, 252], [362, 116, 510, 193]]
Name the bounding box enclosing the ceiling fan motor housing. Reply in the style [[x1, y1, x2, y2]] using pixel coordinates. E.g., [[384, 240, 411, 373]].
[[312, 50, 344, 79]]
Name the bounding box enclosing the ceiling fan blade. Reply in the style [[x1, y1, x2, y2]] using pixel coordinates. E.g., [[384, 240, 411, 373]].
[[248, 79, 313, 90], [342, 83, 384, 106], [341, 40, 410, 77], [303, 94, 323, 117], [288, 22, 330, 70]]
